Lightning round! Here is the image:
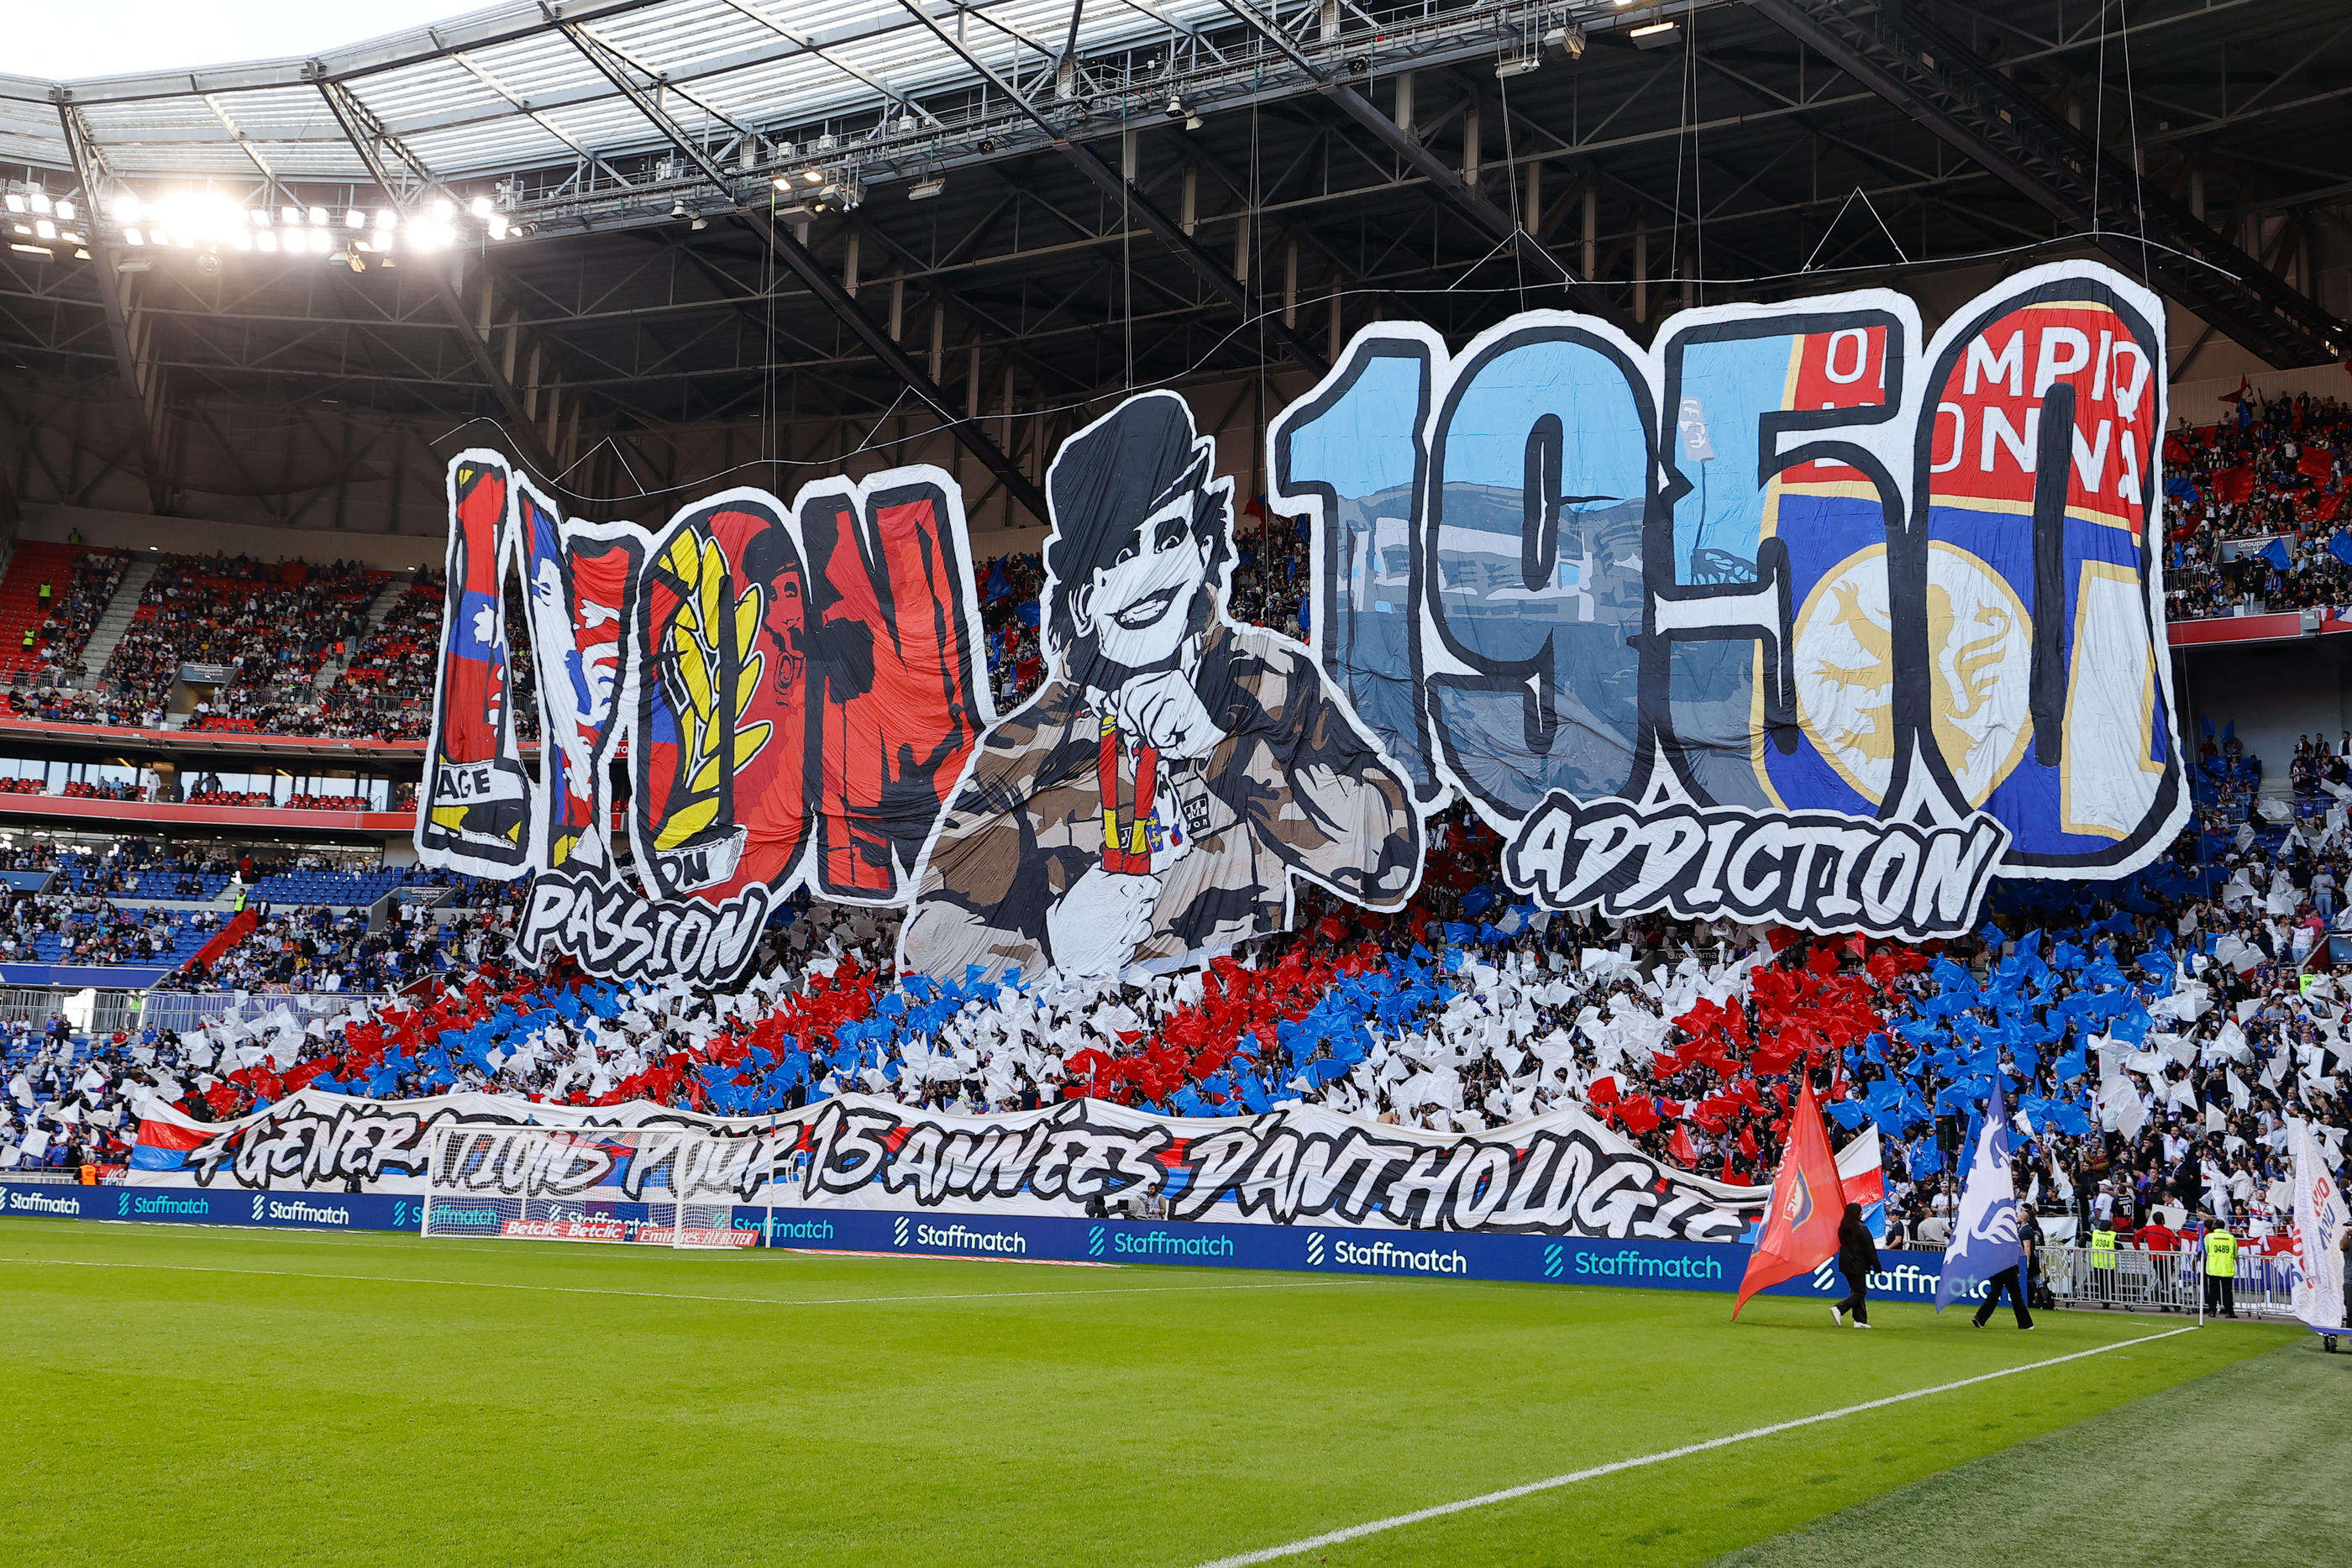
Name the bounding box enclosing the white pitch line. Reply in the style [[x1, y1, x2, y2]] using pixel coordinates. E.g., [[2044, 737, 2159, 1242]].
[[1194, 1324, 2203, 1567], [0, 1254, 1371, 1310]]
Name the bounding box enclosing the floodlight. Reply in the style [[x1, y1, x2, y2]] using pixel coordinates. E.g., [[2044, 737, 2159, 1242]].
[[909, 176, 945, 201]]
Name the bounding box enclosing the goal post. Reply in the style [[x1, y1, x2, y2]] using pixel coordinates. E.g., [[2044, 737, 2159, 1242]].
[[417, 1123, 769, 1248]]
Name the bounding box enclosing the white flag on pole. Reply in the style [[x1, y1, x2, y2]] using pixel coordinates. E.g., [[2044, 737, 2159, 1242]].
[[2289, 1119, 2348, 1333]]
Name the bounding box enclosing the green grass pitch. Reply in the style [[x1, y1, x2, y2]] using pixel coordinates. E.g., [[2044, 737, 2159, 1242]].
[[0, 1217, 2325, 1565]]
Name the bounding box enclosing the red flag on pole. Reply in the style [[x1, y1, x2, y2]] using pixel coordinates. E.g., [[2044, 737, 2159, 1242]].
[[1731, 1079, 1845, 1319]]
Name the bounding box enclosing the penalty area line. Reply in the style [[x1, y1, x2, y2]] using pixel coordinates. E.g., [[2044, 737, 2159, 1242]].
[[0, 1255, 1372, 1310], [1194, 1324, 2202, 1567]]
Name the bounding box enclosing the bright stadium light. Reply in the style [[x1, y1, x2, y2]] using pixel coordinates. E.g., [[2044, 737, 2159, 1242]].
[[307, 206, 328, 226], [123, 227, 144, 245], [373, 208, 394, 229], [112, 193, 141, 223], [345, 209, 363, 228], [256, 231, 277, 253], [55, 199, 75, 222], [470, 196, 492, 218]]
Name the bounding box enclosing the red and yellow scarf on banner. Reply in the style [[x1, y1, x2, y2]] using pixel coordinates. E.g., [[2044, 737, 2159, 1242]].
[[1097, 712, 1159, 873]]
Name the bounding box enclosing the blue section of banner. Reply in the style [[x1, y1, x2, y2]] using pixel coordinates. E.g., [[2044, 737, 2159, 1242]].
[[0, 1183, 1974, 1303]]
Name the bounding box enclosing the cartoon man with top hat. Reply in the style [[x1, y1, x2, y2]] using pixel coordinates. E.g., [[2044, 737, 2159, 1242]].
[[900, 391, 1421, 982]]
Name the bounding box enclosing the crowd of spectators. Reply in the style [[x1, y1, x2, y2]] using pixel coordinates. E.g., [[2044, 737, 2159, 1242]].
[[2163, 388, 2352, 620], [100, 554, 386, 712], [0, 892, 218, 967], [318, 575, 442, 742], [20, 548, 129, 673], [0, 785, 2336, 1272], [160, 898, 476, 995], [5, 688, 163, 729]]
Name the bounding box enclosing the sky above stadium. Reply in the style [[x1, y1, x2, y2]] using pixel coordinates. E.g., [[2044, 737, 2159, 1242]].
[[17, 0, 476, 78]]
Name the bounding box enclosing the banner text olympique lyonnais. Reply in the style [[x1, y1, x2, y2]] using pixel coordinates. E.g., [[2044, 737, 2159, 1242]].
[[418, 261, 2179, 983]]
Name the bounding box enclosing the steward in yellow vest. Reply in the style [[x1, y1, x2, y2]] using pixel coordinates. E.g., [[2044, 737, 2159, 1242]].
[[2201, 1219, 2238, 1319]]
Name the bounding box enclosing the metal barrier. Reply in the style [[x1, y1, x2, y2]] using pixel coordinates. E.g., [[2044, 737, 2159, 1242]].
[[0, 987, 144, 1036], [2042, 1244, 2301, 1319], [137, 991, 391, 1036]]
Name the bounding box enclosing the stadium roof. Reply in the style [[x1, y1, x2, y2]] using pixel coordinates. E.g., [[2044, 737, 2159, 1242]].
[[0, 0, 2346, 532], [0, 0, 1286, 180]]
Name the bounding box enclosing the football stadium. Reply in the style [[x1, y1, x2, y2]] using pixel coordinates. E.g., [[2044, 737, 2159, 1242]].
[[0, 0, 2348, 1562]]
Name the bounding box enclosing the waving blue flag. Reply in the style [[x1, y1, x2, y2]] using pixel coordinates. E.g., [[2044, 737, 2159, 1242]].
[[2259, 537, 2292, 573], [1935, 1077, 2025, 1311]]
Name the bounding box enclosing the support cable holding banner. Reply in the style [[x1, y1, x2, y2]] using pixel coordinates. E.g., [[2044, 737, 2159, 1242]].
[[551, 14, 1049, 522]]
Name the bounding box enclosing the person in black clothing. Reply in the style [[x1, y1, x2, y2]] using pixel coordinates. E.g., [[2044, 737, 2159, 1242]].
[[1972, 1232, 2037, 1329], [1830, 1202, 1879, 1329]]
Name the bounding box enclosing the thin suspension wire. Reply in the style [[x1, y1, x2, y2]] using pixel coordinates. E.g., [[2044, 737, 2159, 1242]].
[[433, 224, 2241, 506], [1498, 64, 1527, 311]]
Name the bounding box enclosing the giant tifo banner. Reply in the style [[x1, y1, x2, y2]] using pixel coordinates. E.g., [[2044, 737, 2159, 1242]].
[[420, 261, 2179, 986], [126, 1088, 1882, 1240]]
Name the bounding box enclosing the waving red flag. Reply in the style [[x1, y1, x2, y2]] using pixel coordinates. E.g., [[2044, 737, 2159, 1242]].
[[1731, 1079, 1845, 1319], [2298, 448, 2334, 482], [2213, 465, 2255, 504]]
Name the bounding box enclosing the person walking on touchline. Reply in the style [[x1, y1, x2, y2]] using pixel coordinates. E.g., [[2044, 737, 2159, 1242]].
[[1831, 1203, 1878, 1329]]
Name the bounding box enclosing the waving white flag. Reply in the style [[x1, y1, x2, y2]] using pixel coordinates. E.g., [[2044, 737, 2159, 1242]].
[[2290, 1119, 2347, 1334]]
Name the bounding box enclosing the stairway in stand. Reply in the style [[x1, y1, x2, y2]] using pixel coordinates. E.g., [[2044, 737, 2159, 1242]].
[[312, 570, 414, 692], [75, 556, 164, 679]]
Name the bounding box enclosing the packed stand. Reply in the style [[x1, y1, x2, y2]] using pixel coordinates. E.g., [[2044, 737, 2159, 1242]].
[[2163, 389, 2352, 620], [97, 554, 385, 715], [0, 794, 2326, 1261], [319, 573, 442, 742]]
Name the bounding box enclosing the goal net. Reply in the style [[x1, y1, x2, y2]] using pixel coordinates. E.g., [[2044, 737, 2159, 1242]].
[[417, 1124, 764, 1248]]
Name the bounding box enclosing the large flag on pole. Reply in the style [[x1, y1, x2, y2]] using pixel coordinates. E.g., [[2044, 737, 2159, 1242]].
[[1934, 1075, 2025, 1311], [1733, 1080, 1844, 1319], [2288, 1118, 2347, 1334]]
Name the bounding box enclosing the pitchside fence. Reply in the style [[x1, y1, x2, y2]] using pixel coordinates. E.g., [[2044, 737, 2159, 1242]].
[[417, 1125, 771, 1248], [2040, 1245, 2302, 1319]]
